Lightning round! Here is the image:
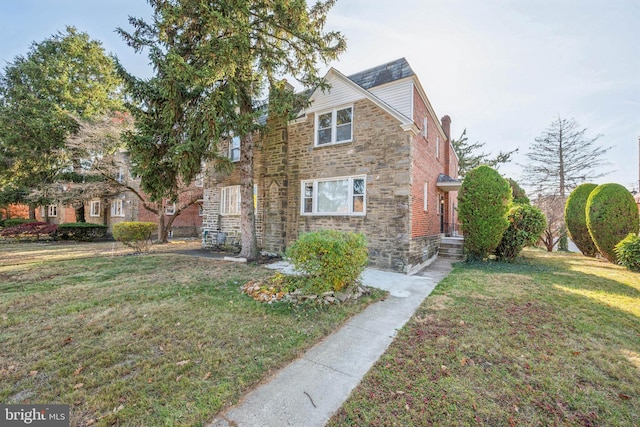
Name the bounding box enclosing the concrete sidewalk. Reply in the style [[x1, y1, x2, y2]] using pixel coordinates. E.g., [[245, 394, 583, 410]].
[[208, 258, 453, 427]]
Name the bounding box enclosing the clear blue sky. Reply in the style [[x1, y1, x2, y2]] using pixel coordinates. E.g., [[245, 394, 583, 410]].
[[2, 0, 639, 191]]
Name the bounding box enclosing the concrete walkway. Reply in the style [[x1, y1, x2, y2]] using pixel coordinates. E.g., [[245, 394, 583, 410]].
[[207, 258, 454, 427]]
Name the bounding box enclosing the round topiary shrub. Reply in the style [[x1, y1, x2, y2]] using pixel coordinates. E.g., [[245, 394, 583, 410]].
[[565, 183, 599, 257], [285, 229, 368, 294], [615, 233, 640, 271], [458, 165, 512, 259], [495, 203, 547, 261], [112, 221, 157, 253], [586, 183, 639, 263]]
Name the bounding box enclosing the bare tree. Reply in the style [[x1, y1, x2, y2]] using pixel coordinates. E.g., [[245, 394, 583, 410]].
[[523, 116, 611, 198], [535, 194, 566, 252]]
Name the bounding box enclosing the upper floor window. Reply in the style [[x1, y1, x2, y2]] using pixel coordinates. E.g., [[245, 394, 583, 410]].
[[165, 202, 176, 216], [436, 135, 440, 159], [115, 167, 125, 183], [221, 185, 241, 215], [111, 199, 124, 217], [301, 175, 365, 216], [229, 136, 240, 162], [422, 117, 428, 139], [315, 106, 353, 146], [90, 200, 101, 217]]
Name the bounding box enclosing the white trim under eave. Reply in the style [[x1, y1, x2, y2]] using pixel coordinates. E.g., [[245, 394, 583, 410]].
[[296, 68, 416, 133]]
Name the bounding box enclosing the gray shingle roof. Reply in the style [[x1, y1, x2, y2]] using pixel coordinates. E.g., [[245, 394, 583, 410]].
[[347, 58, 415, 90]]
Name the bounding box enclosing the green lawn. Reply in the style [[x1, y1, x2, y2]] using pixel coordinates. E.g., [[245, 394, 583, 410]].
[[0, 242, 383, 426], [330, 249, 640, 426]]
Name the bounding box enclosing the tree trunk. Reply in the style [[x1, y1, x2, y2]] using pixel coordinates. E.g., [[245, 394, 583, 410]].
[[157, 211, 168, 243], [238, 90, 258, 261], [239, 130, 258, 261], [29, 204, 36, 220]]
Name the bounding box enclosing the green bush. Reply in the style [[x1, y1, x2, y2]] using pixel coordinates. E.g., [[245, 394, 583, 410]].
[[586, 183, 639, 263], [3, 218, 37, 227], [458, 165, 512, 259], [565, 183, 599, 257], [507, 178, 530, 205], [495, 204, 547, 261], [57, 222, 108, 241], [615, 233, 640, 271], [285, 230, 368, 294], [112, 221, 156, 253]]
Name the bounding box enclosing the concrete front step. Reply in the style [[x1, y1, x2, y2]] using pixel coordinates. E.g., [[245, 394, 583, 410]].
[[439, 237, 465, 260]]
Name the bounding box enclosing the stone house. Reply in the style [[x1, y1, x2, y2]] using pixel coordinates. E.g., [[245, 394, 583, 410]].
[[202, 58, 460, 273], [33, 151, 203, 238]]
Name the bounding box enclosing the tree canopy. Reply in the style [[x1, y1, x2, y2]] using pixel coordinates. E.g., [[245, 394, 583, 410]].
[[117, 0, 346, 259], [0, 26, 123, 215]]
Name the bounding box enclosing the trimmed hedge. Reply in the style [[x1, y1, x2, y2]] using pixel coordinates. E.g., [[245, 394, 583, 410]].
[[586, 183, 639, 263], [3, 218, 37, 227], [495, 203, 547, 261], [0, 221, 58, 241], [458, 165, 512, 259], [615, 233, 640, 271], [57, 222, 108, 241], [285, 230, 368, 294], [565, 183, 599, 257], [112, 221, 156, 253]]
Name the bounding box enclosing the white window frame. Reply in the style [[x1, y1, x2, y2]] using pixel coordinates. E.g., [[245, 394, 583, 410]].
[[165, 202, 176, 216], [423, 117, 428, 138], [115, 167, 125, 183], [436, 135, 440, 159], [47, 205, 57, 217], [229, 136, 240, 162], [111, 199, 124, 217], [300, 175, 366, 216], [424, 183, 428, 211], [90, 200, 101, 217], [221, 185, 241, 215], [314, 105, 353, 147]]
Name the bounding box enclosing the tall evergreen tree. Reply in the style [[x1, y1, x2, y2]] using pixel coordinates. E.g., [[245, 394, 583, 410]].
[[452, 129, 517, 177], [117, 0, 345, 259]]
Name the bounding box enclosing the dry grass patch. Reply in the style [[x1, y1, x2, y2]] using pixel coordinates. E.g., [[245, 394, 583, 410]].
[[330, 248, 640, 426], [0, 242, 383, 426]]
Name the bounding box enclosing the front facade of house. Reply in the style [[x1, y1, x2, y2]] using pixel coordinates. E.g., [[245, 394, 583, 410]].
[[202, 58, 460, 273]]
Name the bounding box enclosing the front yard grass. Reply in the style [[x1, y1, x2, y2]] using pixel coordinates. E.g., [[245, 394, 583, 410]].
[[0, 242, 383, 426], [330, 249, 640, 426]]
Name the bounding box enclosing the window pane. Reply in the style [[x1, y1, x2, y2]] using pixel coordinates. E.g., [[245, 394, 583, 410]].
[[318, 112, 332, 129], [353, 196, 364, 213], [318, 128, 332, 145], [317, 179, 349, 213], [336, 123, 351, 142], [353, 178, 364, 195], [304, 198, 313, 213], [304, 183, 313, 198], [336, 107, 352, 125]]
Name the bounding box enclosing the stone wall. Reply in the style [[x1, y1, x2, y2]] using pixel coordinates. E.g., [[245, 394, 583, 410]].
[[284, 99, 413, 272]]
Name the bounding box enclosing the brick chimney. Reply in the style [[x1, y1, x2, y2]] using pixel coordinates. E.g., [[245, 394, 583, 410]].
[[441, 115, 451, 140]]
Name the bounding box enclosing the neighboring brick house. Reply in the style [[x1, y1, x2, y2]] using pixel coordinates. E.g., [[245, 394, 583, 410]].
[[30, 151, 203, 238], [202, 58, 460, 273]]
